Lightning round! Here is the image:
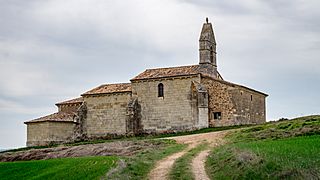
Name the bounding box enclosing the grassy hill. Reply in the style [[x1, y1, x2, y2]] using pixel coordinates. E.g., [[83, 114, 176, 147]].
[[206, 115, 320, 179]]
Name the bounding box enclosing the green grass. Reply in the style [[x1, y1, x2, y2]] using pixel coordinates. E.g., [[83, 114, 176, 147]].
[[229, 115, 320, 142], [0, 139, 185, 180], [169, 143, 208, 180], [0, 156, 118, 180], [206, 116, 320, 180], [109, 139, 186, 180], [236, 136, 320, 171], [206, 135, 320, 179]]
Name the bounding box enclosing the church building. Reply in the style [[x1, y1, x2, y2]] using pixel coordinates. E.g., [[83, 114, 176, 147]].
[[25, 19, 268, 147]]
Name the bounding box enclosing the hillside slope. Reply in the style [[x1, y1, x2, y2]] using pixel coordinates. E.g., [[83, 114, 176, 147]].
[[206, 115, 320, 179]]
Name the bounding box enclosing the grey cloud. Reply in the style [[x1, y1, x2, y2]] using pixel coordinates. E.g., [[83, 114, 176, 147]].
[[0, 0, 319, 148]]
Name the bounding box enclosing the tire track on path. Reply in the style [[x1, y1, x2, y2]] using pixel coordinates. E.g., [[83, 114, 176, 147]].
[[148, 131, 229, 180]]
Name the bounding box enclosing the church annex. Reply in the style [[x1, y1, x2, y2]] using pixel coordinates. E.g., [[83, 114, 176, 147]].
[[25, 19, 268, 147]]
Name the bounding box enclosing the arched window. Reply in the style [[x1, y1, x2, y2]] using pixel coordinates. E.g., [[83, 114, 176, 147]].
[[158, 83, 164, 97]]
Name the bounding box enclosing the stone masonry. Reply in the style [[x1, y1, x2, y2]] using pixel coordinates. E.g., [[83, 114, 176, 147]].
[[131, 76, 202, 133], [202, 77, 266, 127], [83, 93, 132, 138]]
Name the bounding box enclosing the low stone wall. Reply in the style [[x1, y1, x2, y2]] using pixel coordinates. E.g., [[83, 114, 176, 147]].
[[26, 122, 49, 146], [26, 122, 75, 147]]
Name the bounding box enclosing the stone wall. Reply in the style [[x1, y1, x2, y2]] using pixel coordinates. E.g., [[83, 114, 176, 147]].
[[229, 86, 266, 125], [126, 97, 142, 134], [192, 81, 209, 128], [131, 75, 201, 133], [48, 122, 75, 143], [84, 93, 132, 137], [26, 122, 50, 146], [26, 122, 75, 146], [201, 77, 266, 127]]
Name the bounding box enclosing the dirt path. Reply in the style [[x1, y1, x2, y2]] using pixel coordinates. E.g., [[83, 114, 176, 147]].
[[192, 150, 210, 180], [148, 131, 229, 180], [148, 150, 188, 180]]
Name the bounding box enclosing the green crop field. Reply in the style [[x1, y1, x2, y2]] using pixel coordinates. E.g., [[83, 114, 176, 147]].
[[0, 139, 186, 180], [0, 156, 118, 180]]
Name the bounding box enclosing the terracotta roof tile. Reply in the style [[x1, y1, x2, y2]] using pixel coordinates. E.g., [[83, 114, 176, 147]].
[[56, 97, 83, 106], [131, 65, 200, 81], [82, 83, 132, 96], [25, 112, 76, 124]]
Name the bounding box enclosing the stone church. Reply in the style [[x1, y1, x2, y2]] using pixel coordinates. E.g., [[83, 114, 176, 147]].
[[25, 19, 267, 147]]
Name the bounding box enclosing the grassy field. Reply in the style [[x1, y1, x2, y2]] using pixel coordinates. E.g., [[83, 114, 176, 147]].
[[0, 156, 118, 180], [229, 115, 320, 142], [0, 139, 186, 180], [206, 115, 320, 179]]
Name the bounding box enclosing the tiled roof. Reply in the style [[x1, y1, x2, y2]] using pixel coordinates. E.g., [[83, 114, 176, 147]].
[[82, 83, 132, 96], [202, 75, 268, 97], [55, 97, 83, 106], [131, 65, 200, 81], [24, 112, 76, 124]]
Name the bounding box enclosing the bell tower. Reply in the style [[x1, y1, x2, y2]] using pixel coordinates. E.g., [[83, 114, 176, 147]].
[[199, 18, 217, 78]]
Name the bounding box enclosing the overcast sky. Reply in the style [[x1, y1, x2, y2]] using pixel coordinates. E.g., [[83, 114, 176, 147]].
[[1, 0, 319, 149]]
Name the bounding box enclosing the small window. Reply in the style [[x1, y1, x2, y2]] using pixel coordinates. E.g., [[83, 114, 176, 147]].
[[210, 46, 214, 63], [250, 95, 253, 101], [158, 83, 164, 97], [213, 112, 222, 120]]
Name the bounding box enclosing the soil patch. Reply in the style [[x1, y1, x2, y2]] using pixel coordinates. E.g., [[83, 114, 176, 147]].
[[0, 140, 162, 162]]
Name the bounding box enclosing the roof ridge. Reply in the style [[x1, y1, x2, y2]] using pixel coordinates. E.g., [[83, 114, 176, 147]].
[[131, 64, 200, 81], [82, 83, 132, 96], [24, 111, 76, 124], [56, 97, 83, 105], [145, 64, 199, 71], [97, 82, 131, 86], [201, 75, 268, 96]]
